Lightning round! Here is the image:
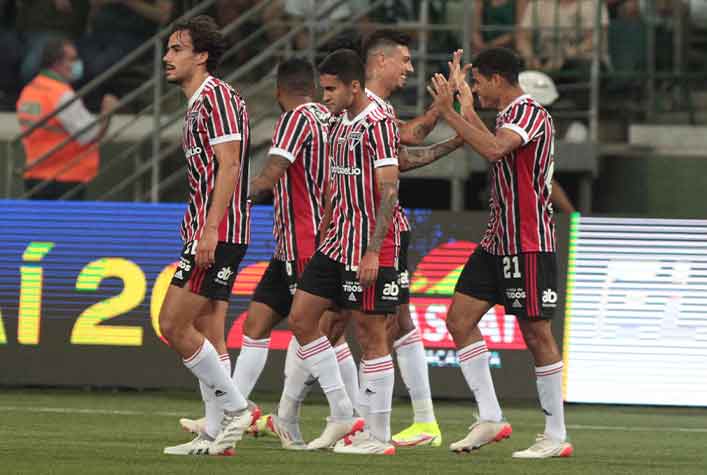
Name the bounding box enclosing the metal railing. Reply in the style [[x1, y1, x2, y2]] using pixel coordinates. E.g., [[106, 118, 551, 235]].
[[6, 0, 705, 203]]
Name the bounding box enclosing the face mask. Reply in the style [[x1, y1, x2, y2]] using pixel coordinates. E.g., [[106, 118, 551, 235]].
[[70, 60, 84, 82]]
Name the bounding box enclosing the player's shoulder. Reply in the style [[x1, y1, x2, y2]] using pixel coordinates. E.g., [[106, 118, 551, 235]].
[[205, 77, 245, 104], [364, 104, 397, 130], [505, 94, 548, 119], [292, 102, 331, 126]]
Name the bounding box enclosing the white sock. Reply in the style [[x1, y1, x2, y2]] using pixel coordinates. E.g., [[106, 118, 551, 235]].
[[279, 338, 314, 422], [335, 342, 359, 414], [200, 354, 231, 438], [297, 336, 353, 421], [458, 341, 503, 422], [536, 361, 566, 441], [359, 355, 395, 442], [183, 339, 246, 413], [232, 336, 270, 400], [394, 328, 436, 423]]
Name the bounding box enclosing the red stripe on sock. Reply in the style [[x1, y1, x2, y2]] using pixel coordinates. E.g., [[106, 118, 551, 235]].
[[183, 341, 205, 364]]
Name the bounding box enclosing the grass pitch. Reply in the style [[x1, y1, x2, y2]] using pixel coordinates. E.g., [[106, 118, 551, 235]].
[[1, 388, 706, 475]]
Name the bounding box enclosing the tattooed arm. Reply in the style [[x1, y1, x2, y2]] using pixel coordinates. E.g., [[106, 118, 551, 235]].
[[398, 135, 465, 172], [398, 107, 440, 146], [358, 165, 399, 288], [248, 155, 291, 203]]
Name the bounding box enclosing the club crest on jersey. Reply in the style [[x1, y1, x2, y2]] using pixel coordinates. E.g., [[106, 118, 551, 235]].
[[348, 131, 363, 148]]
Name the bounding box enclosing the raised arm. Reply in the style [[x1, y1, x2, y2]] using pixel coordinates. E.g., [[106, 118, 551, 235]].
[[428, 74, 522, 162], [398, 135, 465, 172]]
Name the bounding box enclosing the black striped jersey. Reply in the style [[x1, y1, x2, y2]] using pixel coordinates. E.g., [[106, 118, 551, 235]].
[[366, 88, 411, 234], [319, 101, 402, 268], [180, 76, 250, 244], [269, 102, 330, 262], [480, 94, 556, 255]]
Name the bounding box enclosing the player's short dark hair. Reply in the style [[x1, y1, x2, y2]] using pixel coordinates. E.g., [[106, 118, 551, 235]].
[[362, 29, 412, 61], [40, 36, 71, 69], [277, 58, 315, 96], [318, 49, 366, 88], [473, 47, 521, 85], [170, 15, 225, 74]]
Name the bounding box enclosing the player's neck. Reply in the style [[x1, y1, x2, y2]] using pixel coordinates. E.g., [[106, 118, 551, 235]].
[[496, 86, 526, 111], [346, 94, 371, 120], [182, 70, 210, 101], [365, 79, 390, 101]]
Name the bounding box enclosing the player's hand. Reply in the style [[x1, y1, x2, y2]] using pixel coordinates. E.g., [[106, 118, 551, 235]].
[[358, 251, 380, 289], [427, 74, 455, 118], [196, 227, 218, 269], [447, 49, 472, 93], [458, 74, 476, 119]]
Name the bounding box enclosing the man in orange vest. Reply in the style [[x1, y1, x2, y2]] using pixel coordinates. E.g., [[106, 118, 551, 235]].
[[16, 36, 118, 199]]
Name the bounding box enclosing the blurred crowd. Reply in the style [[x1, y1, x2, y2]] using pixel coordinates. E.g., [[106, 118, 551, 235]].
[[0, 0, 696, 111]]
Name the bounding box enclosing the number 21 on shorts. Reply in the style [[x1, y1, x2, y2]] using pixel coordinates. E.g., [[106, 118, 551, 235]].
[[503, 256, 521, 279]]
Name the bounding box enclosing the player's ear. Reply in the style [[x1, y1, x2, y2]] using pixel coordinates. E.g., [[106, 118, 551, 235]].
[[351, 80, 362, 94], [195, 51, 208, 68]]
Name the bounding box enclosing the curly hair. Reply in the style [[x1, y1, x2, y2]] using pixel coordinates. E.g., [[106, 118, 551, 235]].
[[170, 15, 225, 74]]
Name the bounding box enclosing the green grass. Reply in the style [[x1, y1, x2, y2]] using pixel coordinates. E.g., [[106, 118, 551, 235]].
[[1, 389, 706, 474]]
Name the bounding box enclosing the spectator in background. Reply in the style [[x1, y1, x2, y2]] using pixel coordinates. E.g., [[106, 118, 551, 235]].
[[79, 0, 173, 82], [471, 0, 523, 53], [516, 0, 609, 73], [15, 0, 91, 84], [0, 0, 22, 109], [17, 36, 118, 199]]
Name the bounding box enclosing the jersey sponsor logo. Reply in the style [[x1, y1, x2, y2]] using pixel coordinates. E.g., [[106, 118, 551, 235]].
[[506, 288, 526, 300], [331, 165, 362, 176], [398, 270, 409, 288], [215, 266, 235, 285], [177, 258, 192, 272], [184, 146, 203, 158], [542, 289, 558, 306], [343, 281, 362, 293], [383, 281, 399, 297], [348, 292, 357, 302], [174, 269, 184, 280], [512, 298, 522, 308]]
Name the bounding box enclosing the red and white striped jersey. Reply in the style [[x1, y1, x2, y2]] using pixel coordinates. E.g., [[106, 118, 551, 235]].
[[366, 88, 411, 234], [480, 94, 556, 255], [269, 102, 330, 262], [180, 76, 250, 244], [319, 101, 402, 267]]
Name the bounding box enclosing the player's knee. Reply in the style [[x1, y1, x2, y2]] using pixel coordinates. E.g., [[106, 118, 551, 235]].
[[445, 310, 465, 338], [287, 310, 313, 339], [243, 314, 271, 340], [159, 315, 183, 344]]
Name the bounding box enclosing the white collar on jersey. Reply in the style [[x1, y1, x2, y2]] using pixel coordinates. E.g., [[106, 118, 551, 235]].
[[188, 75, 214, 109], [365, 87, 387, 104], [342, 101, 377, 126], [498, 93, 531, 117]]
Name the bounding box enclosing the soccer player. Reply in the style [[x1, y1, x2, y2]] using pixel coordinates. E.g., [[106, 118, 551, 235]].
[[159, 15, 257, 456], [427, 47, 573, 458], [320, 31, 470, 447], [274, 48, 403, 455], [178, 57, 355, 443]]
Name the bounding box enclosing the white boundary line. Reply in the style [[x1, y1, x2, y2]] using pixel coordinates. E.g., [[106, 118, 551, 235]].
[[1, 406, 707, 433]]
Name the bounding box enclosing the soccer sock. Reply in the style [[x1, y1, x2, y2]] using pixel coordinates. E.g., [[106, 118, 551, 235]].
[[335, 342, 359, 414], [279, 338, 314, 422], [232, 336, 270, 400], [359, 355, 395, 442], [201, 353, 231, 438], [183, 338, 247, 414], [296, 336, 353, 421], [536, 361, 567, 441], [394, 328, 436, 424], [458, 341, 503, 422]]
